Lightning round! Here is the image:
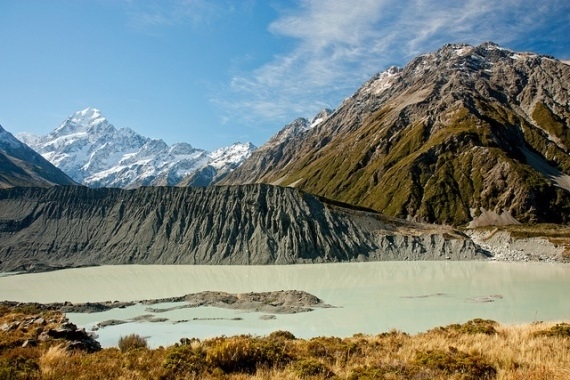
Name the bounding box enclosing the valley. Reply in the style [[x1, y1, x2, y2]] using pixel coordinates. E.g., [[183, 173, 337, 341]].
[[0, 42, 568, 379]]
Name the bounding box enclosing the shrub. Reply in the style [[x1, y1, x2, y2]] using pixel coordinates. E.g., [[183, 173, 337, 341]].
[[0, 355, 40, 379], [305, 336, 362, 365], [533, 323, 570, 338], [415, 346, 497, 380], [347, 364, 420, 380], [205, 335, 294, 374], [292, 358, 334, 379], [206, 336, 259, 374], [118, 334, 148, 352], [433, 319, 498, 336], [162, 344, 208, 377], [268, 330, 296, 341]]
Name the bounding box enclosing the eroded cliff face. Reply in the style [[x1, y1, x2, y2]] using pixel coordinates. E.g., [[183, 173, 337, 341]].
[[0, 185, 486, 272]]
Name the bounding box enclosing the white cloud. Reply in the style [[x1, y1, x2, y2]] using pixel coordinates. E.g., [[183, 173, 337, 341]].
[[125, 0, 230, 29], [219, 0, 568, 130]]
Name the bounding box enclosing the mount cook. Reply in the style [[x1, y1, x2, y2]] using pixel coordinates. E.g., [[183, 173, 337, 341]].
[[17, 108, 256, 189]]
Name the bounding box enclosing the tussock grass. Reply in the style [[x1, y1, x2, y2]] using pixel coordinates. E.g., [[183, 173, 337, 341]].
[[1, 307, 569, 379]]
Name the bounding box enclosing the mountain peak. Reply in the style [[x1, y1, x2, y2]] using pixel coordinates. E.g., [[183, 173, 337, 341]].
[[67, 107, 108, 128], [50, 107, 112, 138], [0, 124, 23, 149], [223, 42, 570, 226], [310, 108, 334, 128], [20, 109, 256, 188]]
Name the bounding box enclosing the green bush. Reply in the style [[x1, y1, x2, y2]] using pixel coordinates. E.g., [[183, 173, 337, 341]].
[[533, 323, 570, 338], [118, 334, 148, 353], [292, 358, 334, 379], [415, 346, 497, 380], [268, 330, 296, 341], [205, 335, 294, 374], [0, 356, 40, 380], [305, 336, 362, 365], [206, 336, 259, 374], [433, 319, 498, 336], [347, 364, 419, 380], [162, 344, 207, 377]]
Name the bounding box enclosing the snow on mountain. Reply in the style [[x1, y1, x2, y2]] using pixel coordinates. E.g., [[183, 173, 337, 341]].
[[17, 108, 256, 188], [1, 124, 76, 188], [209, 142, 257, 170], [177, 142, 257, 187], [260, 108, 334, 152], [0, 125, 24, 150]]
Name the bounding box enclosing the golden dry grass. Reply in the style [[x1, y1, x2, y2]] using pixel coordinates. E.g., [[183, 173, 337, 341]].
[[1, 306, 569, 379]]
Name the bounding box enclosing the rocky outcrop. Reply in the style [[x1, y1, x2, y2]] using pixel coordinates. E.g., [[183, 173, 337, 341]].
[[222, 43, 570, 226], [0, 185, 486, 272], [467, 229, 568, 262], [0, 302, 100, 352]]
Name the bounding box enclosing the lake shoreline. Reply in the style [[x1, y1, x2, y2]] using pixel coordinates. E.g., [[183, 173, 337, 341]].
[[1, 303, 569, 379], [2, 262, 569, 348]]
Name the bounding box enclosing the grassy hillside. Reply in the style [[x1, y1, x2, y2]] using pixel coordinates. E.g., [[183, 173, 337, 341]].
[[223, 43, 570, 227]]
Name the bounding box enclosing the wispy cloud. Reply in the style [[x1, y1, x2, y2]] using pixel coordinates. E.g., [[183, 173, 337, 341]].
[[218, 0, 569, 130], [125, 0, 230, 30]]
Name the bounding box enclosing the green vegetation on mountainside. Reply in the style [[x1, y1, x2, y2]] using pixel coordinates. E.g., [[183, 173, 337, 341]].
[[273, 100, 570, 225]]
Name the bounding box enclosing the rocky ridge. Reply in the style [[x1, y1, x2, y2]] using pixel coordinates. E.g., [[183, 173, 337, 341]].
[[0, 184, 487, 273], [0, 125, 76, 188], [222, 42, 570, 226]]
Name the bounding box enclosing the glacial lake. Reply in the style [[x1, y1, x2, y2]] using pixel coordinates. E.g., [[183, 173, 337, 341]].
[[1, 262, 569, 348]]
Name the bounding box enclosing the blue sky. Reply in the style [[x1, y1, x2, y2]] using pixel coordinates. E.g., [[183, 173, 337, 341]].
[[1, 0, 569, 151]]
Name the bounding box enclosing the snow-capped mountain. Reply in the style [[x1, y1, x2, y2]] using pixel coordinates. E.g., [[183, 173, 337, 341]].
[[18, 108, 256, 188], [177, 141, 257, 186], [262, 108, 334, 151], [0, 124, 76, 188]]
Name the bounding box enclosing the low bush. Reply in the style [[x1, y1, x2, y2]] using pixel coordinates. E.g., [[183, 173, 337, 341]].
[[415, 346, 497, 380], [0, 351, 40, 380], [162, 344, 207, 378], [205, 335, 294, 374], [347, 364, 422, 380], [305, 336, 364, 365], [292, 358, 334, 379], [268, 330, 296, 341], [433, 318, 498, 336], [118, 334, 148, 352], [533, 322, 570, 338]]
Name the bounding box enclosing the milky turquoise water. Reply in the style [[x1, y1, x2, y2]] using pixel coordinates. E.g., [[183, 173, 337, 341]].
[[1, 262, 568, 347]]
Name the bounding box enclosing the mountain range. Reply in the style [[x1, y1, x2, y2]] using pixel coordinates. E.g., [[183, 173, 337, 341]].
[[1, 41, 569, 272], [223, 42, 570, 227], [17, 108, 256, 188]]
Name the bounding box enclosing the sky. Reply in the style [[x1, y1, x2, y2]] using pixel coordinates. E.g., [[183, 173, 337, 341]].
[[1, 0, 569, 151]]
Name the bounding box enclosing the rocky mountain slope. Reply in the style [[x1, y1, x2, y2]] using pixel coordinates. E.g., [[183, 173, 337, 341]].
[[17, 108, 256, 188], [0, 125, 76, 188], [0, 184, 486, 273], [222, 43, 570, 226]]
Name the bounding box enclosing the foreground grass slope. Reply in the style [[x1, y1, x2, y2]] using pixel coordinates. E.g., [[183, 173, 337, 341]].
[[1, 304, 569, 379]]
